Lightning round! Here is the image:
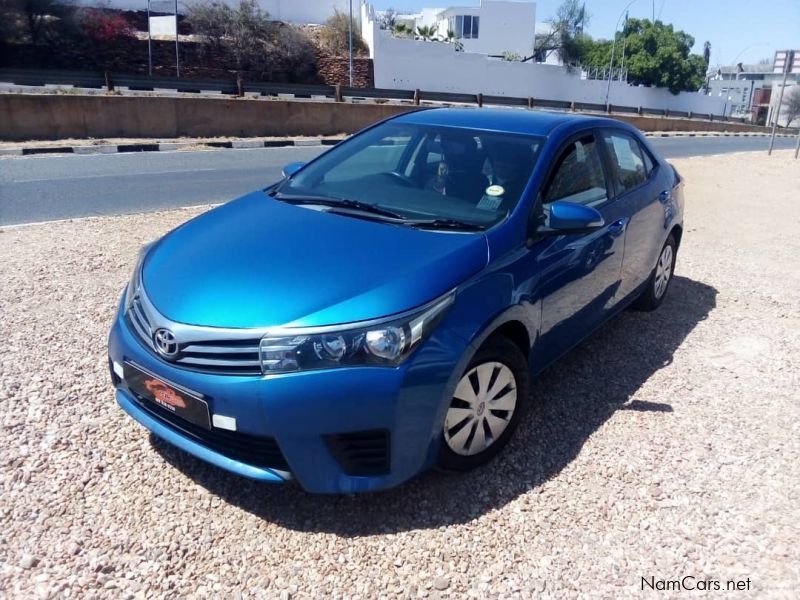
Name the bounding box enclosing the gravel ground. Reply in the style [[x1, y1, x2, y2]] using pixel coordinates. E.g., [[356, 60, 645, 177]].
[[1, 150, 798, 598]]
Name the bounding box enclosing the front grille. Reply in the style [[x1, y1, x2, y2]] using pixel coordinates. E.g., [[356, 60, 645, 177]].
[[126, 294, 263, 376], [130, 390, 289, 472], [325, 430, 391, 476], [175, 339, 262, 375]]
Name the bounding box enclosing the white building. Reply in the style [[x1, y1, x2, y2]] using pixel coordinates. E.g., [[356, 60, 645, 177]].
[[438, 1, 535, 57], [382, 1, 536, 58]]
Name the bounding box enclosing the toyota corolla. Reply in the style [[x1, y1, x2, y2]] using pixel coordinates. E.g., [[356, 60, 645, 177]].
[[108, 108, 684, 493]]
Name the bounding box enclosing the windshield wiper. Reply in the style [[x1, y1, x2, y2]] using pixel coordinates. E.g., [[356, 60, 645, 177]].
[[402, 218, 487, 232], [270, 191, 404, 220]]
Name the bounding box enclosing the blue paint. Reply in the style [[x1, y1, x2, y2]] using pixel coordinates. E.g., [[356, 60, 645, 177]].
[[108, 108, 684, 493]]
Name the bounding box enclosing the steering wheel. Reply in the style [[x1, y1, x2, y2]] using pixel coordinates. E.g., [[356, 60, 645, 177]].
[[385, 171, 415, 187]]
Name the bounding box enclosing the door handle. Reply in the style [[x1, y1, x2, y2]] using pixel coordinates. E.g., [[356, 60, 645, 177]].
[[658, 190, 672, 203], [608, 218, 627, 237]]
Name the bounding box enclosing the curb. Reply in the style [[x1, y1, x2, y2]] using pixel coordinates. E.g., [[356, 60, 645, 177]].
[[4, 137, 346, 156], [1, 132, 795, 156], [649, 132, 796, 138]]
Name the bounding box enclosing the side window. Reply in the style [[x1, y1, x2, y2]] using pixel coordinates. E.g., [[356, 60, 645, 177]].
[[640, 144, 655, 175], [603, 131, 647, 193], [543, 136, 608, 207]]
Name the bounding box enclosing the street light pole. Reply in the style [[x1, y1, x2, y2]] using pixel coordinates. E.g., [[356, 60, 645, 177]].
[[619, 11, 629, 81], [794, 127, 800, 159], [174, 0, 180, 77], [768, 50, 793, 155], [348, 0, 354, 87], [147, 0, 153, 76], [605, 0, 636, 107]]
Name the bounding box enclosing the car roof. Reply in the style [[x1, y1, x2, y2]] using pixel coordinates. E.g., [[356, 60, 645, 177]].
[[391, 107, 629, 138]]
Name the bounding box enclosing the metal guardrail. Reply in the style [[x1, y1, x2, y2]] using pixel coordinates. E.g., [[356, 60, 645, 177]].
[[0, 68, 742, 122]]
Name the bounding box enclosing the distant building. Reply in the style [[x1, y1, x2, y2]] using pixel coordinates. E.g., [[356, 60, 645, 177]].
[[707, 51, 800, 124], [378, 1, 537, 58]]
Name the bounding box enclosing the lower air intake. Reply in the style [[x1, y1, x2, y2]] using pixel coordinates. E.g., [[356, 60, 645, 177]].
[[325, 430, 391, 476]]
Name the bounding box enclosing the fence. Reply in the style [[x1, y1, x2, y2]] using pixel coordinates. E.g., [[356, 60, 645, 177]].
[[0, 68, 747, 123]]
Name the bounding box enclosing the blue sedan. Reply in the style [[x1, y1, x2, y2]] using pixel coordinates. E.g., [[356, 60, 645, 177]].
[[108, 108, 684, 493]]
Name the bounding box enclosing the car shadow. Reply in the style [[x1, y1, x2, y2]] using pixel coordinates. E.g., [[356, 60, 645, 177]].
[[151, 275, 717, 536]]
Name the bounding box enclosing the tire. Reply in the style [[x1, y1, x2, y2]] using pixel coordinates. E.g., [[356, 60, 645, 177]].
[[634, 233, 677, 311], [438, 335, 530, 472]]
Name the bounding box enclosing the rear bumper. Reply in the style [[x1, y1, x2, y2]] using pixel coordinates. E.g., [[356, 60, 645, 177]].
[[108, 296, 473, 494]]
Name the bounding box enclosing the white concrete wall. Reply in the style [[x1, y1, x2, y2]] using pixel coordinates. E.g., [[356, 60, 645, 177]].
[[361, 9, 726, 116], [76, 0, 348, 24], [258, 0, 349, 24]]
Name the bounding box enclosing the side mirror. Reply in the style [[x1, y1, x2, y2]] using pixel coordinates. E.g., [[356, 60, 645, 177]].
[[282, 161, 306, 178], [535, 201, 605, 236]]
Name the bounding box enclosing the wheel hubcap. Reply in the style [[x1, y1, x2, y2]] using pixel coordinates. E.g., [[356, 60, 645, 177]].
[[444, 361, 517, 456], [654, 244, 673, 299]]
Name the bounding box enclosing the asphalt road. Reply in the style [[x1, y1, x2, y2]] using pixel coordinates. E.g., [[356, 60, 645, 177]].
[[1, 136, 796, 226]]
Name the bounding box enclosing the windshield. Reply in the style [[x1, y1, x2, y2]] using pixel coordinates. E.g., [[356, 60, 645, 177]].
[[275, 121, 545, 229]]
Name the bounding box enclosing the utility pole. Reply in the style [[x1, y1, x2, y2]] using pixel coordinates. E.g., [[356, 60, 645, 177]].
[[768, 50, 793, 155], [348, 0, 354, 87], [147, 0, 153, 76]]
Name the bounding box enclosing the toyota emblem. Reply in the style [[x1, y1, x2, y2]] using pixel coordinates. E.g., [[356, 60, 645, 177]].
[[153, 328, 179, 359]]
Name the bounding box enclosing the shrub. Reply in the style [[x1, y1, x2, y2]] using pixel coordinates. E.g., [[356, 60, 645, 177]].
[[5, 0, 82, 46], [319, 9, 367, 56], [271, 24, 317, 81], [186, 0, 316, 80]]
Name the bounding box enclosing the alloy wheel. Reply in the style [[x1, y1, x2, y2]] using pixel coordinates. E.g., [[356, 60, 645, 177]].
[[444, 361, 517, 456], [654, 244, 674, 299]]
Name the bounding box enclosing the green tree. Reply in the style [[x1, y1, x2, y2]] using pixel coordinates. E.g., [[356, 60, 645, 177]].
[[534, 0, 589, 65], [415, 25, 437, 41], [392, 22, 412, 38], [580, 19, 707, 94], [5, 0, 81, 46]]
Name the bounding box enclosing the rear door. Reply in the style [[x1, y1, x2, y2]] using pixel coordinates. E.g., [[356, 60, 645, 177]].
[[598, 128, 666, 299], [535, 130, 629, 365]]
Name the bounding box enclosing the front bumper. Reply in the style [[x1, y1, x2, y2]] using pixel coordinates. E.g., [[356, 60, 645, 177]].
[[108, 297, 472, 493]]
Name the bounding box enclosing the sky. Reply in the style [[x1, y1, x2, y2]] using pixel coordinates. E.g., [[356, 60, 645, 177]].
[[368, 0, 799, 67]]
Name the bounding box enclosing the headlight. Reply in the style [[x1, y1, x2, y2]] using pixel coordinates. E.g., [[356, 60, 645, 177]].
[[259, 291, 455, 373], [124, 241, 155, 311]]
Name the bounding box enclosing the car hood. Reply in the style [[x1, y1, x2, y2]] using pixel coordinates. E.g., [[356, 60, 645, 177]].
[[142, 192, 488, 328]]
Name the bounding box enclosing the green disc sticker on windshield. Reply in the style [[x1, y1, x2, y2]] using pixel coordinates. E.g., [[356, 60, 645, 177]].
[[486, 185, 505, 197]]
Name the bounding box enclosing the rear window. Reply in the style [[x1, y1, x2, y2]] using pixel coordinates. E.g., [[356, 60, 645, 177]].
[[603, 131, 648, 193]]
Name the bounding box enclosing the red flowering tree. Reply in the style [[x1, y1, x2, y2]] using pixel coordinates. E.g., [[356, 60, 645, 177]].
[[79, 9, 136, 71], [81, 10, 135, 44]]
